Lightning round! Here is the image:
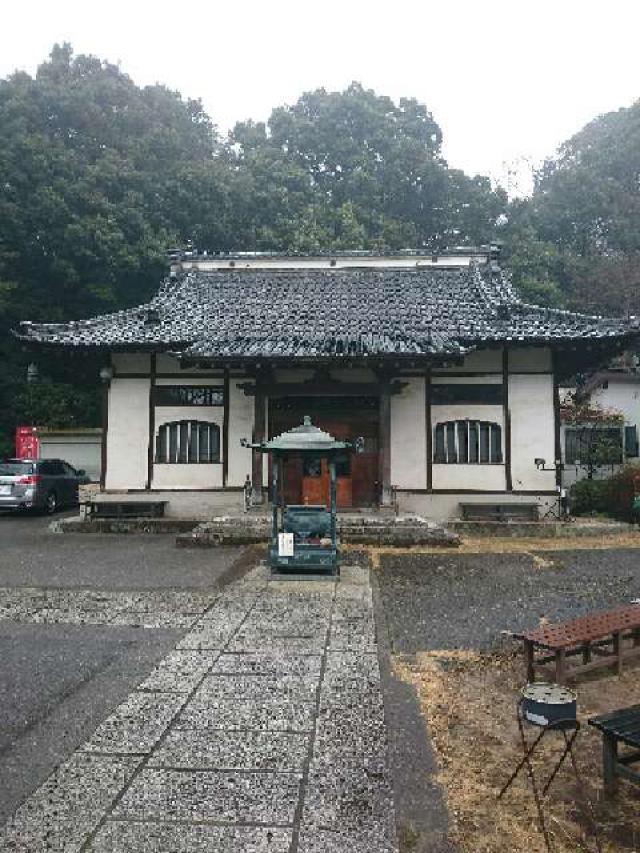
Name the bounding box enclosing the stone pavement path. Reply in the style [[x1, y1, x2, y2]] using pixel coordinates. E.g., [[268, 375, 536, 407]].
[[0, 564, 397, 853]]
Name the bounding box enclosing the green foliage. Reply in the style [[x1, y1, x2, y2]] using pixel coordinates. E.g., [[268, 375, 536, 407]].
[[570, 464, 640, 522], [229, 82, 506, 251], [569, 478, 611, 516]]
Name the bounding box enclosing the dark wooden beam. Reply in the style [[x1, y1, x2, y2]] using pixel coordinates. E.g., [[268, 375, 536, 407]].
[[252, 380, 266, 503], [222, 369, 230, 487], [146, 353, 157, 490], [503, 346, 513, 491], [99, 374, 110, 491], [237, 380, 407, 398], [552, 351, 562, 489], [379, 377, 392, 506], [425, 369, 433, 492]]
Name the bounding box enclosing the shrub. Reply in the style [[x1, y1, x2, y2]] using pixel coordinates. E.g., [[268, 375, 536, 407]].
[[570, 464, 640, 522]]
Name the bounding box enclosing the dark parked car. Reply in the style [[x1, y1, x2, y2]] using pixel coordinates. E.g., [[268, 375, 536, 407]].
[[0, 458, 90, 514]]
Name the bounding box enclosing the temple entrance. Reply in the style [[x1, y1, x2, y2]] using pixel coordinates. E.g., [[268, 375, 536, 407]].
[[269, 397, 379, 508]]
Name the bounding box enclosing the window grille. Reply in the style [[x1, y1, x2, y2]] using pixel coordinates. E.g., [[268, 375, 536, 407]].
[[433, 420, 502, 464], [155, 420, 220, 464], [154, 386, 224, 406], [564, 425, 626, 465]]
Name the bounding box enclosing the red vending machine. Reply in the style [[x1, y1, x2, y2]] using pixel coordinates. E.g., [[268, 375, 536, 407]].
[[15, 426, 38, 459]]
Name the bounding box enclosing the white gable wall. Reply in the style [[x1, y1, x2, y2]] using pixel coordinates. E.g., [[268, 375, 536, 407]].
[[509, 373, 556, 491], [390, 377, 426, 489], [105, 378, 149, 489]]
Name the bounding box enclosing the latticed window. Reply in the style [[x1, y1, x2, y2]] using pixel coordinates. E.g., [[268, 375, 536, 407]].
[[433, 420, 502, 464], [155, 420, 220, 464]]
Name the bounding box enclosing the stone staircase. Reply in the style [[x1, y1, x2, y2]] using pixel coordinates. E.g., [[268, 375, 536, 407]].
[[176, 513, 459, 548]]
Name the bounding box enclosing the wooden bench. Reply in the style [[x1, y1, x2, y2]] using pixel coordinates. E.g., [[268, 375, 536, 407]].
[[514, 604, 640, 684], [84, 500, 168, 519], [589, 705, 640, 796], [459, 502, 539, 522]]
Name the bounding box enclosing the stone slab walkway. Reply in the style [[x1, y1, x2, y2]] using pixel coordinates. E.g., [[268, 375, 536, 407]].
[[0, 564, 397, 852]]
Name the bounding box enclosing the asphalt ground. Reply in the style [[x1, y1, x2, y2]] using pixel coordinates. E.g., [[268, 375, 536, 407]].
[[0, 510, 245, 823], [377, 548, 640, 653]]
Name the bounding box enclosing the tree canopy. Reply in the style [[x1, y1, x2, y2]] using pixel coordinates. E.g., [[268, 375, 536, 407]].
[[0, 44, 638, 454]]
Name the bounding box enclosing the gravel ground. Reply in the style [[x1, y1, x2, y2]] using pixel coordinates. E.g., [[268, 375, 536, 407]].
[[377, 548, 640, 653]]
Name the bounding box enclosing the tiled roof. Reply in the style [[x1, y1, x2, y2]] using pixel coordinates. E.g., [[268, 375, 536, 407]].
[[17, 262, 634, 360]]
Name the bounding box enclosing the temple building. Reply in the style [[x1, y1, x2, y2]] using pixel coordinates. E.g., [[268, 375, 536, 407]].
[[18, 248, 637, 519]]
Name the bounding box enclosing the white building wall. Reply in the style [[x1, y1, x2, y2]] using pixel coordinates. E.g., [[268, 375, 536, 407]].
[[228, 378, 255, 487], [105, 378, 149, 489], [390, 377, 426, 489], [509, 373, 556, 492], [592, 380, 640, 426]]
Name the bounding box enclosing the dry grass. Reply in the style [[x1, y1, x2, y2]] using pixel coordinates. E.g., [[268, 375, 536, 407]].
[[394, 650, 640, 852], [352, 532, 640, 569]]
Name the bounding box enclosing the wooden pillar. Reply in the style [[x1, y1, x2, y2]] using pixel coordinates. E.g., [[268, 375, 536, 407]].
[[379, 377, 392, 507], [552, 351, 563, 490], [252, 384, 266, 504], [425, 368, 433, 492], [146, 353, 156, 490], [502, 346, 513, 491], [222, 369, 230, 487], [99, 375, 110, 491]]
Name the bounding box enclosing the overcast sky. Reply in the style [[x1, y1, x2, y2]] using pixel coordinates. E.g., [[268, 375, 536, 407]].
[[3, 0, 639, 195]]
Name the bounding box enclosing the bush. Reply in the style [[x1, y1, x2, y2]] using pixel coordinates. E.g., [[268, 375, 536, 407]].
[[570, 464, 640, 522]]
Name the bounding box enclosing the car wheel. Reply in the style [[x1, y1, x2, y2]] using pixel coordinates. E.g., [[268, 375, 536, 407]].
[[44, 491, 58, 514]]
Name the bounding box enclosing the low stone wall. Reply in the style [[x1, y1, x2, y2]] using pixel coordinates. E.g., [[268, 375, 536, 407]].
[[51, 517, 198, 535], [447, 519, 635, 538], [176, 515, 460, 548]]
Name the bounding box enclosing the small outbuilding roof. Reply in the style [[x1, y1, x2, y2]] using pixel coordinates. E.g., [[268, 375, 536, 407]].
[[17, 252, 636, 362]]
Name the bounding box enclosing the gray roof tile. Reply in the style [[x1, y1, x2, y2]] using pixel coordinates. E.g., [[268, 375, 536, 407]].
[[17, 263, 633, 360]]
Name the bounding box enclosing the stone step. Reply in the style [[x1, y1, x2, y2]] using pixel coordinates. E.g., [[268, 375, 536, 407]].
[[176, 515, 459, 548]]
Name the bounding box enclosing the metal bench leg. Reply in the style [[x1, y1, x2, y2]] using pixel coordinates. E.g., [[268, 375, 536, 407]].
[[555, 648, 566, 684], [613, 631, 623, 675], [525, 639, 535, 682], [603, 734, 618, 798]]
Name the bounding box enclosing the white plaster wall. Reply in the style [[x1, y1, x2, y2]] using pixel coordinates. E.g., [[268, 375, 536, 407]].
[[228, 379, 255, 487], [509, 373, 556, 491], [509, 347, 552, 373], [398, 491, 556, 521], [433, 349, 502, 373], [592, 381, 640, 426], [431, 464, 506, 491], [112, 353, 150, 374], [152, 406, 223, 490], [105, 378, 149, 489], [390, 377, 426, 489]]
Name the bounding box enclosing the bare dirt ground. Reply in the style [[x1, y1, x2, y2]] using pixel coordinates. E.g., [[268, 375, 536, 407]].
[[395, 650, 640, 853], [375, 540, 640, 853]]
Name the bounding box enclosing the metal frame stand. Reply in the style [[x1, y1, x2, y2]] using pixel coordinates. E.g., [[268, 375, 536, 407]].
[[498, 700, 602, 853]]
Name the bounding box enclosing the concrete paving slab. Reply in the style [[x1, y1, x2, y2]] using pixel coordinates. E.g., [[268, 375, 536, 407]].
[[137, 650, 221, 693], [82, 691, 186, 754], [211, 652, 323, 677], [89, 821, 292, 852], [298, 826, 397, 853], [0, 753, 141, 853], [175, 696, 317, 733], [150, 729, 310, 771], [195, 673, 319, 702], [227, 633, 328, 653], [113, 767, 302, 824], [176, 621, 243, 650]]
